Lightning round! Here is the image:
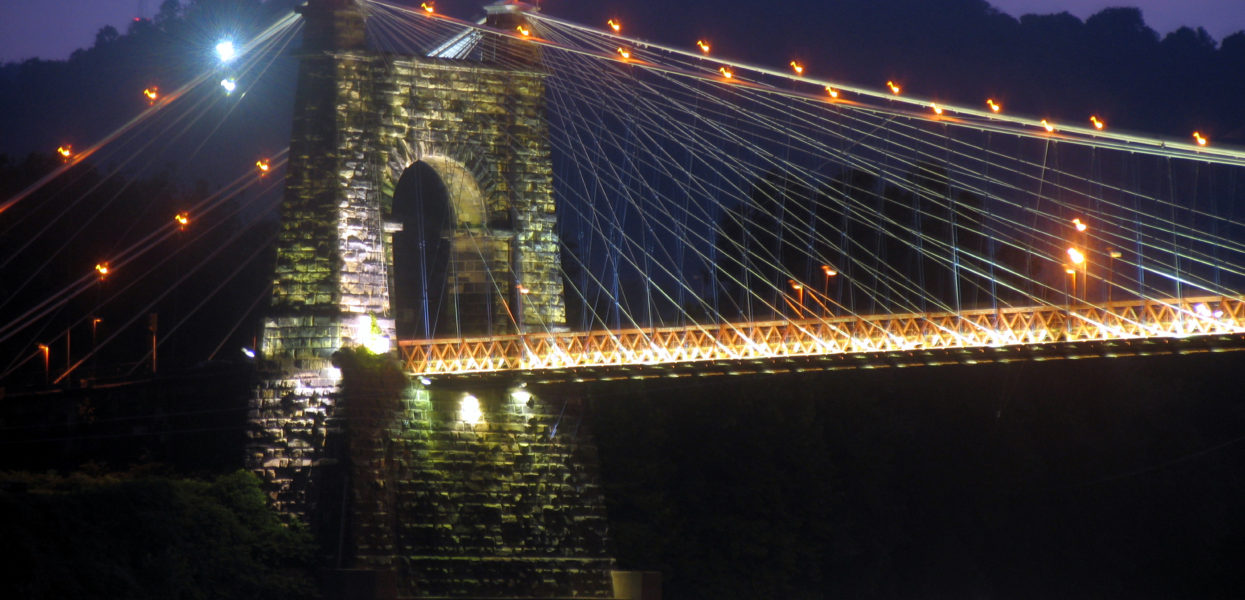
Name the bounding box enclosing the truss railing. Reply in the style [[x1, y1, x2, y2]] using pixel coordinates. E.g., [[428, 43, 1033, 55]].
[[398, 296, 1245, 375]]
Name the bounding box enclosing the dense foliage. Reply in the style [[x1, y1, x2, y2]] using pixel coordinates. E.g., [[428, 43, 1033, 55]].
[[0, 469, 318, 599]]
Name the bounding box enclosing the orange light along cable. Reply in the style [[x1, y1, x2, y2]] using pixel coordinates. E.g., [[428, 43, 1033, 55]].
[[719, 66, 733, 79], [607, 19, 621, 33], [789, 60, 804, 75], [986, 98, 1001, 113], [696, 40, 710, 54], [825, 86, 839, 99], [1090, 115, 1105, 130], [420, 2, 433, 14]]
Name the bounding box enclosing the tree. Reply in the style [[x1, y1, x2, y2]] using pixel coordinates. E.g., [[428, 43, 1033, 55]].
[[0, 469, 319, 600]]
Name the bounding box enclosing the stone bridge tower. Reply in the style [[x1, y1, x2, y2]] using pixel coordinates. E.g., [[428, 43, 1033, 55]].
[[262, 0, 566, 371], [250, 1, 612, 597]]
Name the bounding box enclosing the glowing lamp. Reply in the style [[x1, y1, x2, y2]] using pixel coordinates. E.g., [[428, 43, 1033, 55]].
[[719, 66, 733, 79], [1066, 247, 1085, 264], [56, 145, 72, 160], [617, 47, 631, 59], [825, 86, 839, 98], [696, 40, 711, 54], [460, 394, 483, 425], [214, 40, 236, 63], [789, 60, 804, 75], [1193, 131, 1207, 146], [1072, 218, 1087, 232], [822, 265, 837, 277], [986, 98, 1001, 113], [220, 78, 237, 94], [420, 2, 434, 14], [931, 102, 943, 115], [607, 19, 621, 33], [174, 212, 190, 229], [95, 262, 110, 278], [143, 87, 159, 104], [1090, 115, 1104, 130], [354, 314, 391, 354], [255, 158, 271, 175], [886, 80, 901, 95], [516, 25, 530, 37], [1041, 119, 1055, 133]]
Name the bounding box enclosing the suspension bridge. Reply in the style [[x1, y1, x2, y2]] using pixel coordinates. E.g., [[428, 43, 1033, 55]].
[[5, 2, 1245, 597], [4, 1, 1245, 386], [367, 1, 1245, 379]]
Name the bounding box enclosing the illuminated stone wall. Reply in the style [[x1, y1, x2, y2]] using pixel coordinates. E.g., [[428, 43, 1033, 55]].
[[369, 57, 567, 334], [334, 359, 613, 596], [254, 3, 570, 514], [249, 2, 601, 595]]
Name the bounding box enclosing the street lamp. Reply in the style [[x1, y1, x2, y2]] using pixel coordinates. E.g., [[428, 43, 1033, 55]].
[[821, 266, 837, 316], [1106, 248, 1122, 303], [788, 279, 804, 318], [1070, 218, 1089, 299], [1064, 267, 1077, 307], [37, 344, 50, 384], [1066, 247, 1086, 302]]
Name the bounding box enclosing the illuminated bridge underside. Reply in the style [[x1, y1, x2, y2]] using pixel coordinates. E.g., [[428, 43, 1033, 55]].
[[400, 296, 1245, 378]]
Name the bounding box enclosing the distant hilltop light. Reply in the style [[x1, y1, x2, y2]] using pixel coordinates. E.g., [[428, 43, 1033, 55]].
[[214, 40, 236, 63]]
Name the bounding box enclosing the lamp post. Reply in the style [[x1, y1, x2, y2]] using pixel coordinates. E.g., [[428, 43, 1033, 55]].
[[821, 266, 837, 316], [788, 279, 804, 318], [1066, 247, 1086, 303], [1106, 248, 1122, 304], [1070, 218, 1090, 300], [37, 344, 50, 385]]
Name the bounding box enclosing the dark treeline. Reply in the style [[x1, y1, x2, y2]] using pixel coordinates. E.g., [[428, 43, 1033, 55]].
[[0, 154, 275, 385], [3, 1, 1243, 166], [547, 0, 1245, 144], [716, 165, 1032, 317], [0, 0, 297, 182], [0, 469, 318, 599]]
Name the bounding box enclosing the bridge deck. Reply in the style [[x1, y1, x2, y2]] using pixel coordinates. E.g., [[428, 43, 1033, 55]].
[[398, 296, 1245, 376]]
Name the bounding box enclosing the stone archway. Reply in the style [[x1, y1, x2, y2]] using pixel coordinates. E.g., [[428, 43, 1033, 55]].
[[389, 156, 511, 338]]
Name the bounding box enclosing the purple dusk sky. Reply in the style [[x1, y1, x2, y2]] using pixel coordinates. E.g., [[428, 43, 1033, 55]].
[[2, 0, 1245, 63]]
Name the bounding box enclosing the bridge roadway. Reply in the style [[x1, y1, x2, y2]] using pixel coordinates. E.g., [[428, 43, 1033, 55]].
[[398, 295, 1245, 383]]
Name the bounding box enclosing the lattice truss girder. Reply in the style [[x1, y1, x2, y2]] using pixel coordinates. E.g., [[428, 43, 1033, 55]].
[[400, 295, 1245, 374]]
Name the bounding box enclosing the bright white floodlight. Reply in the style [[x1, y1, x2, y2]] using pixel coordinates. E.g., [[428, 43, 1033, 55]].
[[215, 40, 237, 63], [220, 78, 237, 94]]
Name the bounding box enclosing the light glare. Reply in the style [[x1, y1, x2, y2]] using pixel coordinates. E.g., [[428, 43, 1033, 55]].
[[461, 394, 483, 425], [215, 40, 236, 63]]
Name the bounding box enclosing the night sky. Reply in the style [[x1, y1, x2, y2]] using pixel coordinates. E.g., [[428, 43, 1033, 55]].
[[3, 0, 1245, 63]]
